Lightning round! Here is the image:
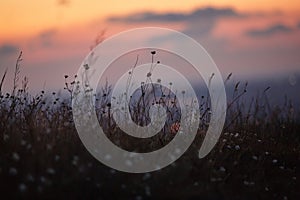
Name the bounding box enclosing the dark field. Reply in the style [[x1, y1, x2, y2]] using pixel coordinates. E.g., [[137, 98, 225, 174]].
[[0, 53, 299, 199]]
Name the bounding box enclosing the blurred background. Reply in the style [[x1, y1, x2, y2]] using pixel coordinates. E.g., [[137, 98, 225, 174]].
[[1, 1, 300, 199]]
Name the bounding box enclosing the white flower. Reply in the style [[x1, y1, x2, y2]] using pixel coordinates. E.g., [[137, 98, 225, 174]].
[[12, 152, 20, 161], [9, 167, 18, 176], [279, 166, 284, 170], [145, 185, 151, 196], [3, 134, 9, 141], [19, 183, 27, 192], [143, 173, 151, 180], [235, 145, 240, 150], [47, 168, 56, 175], [54, 155, 60, 161], [219, 166, 226, 172]]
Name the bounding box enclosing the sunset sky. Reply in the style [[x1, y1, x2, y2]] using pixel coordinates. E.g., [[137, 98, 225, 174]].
[[0, 0, 300, 93]]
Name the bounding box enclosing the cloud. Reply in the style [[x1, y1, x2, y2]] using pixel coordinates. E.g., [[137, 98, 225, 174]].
[[57, 0, 70, 6], [246, 24, 293, 37], [0, 44, 19, 56], [26, 29, 57, 51], [107, 7, 243, 23], [38, 29, 57, 47]]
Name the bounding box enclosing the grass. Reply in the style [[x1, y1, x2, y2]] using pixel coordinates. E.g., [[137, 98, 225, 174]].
[[0, 51, 299, 199]]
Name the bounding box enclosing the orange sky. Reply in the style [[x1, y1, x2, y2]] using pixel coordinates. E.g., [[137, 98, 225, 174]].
[[1, 0, 300, 39]]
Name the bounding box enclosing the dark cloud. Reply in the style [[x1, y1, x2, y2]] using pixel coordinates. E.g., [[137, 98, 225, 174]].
[[246, 24, 293, 37], [107, 7, 242, 23], [57, 0, 70, 6], [38, 29, 57, 47], [0, 44, 19, 56], [183, 19, 216, 37]]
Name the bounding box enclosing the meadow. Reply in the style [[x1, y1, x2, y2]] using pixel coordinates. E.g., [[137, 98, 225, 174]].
[[0, 52, 299, 199]]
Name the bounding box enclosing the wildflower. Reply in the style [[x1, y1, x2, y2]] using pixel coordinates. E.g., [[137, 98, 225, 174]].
[[144, 185, 151, 196], [252, 155, 258, 160], [19, 183, 27, 192], [72, 155, 79, 165], [279, 166, 284, 170], [9, 167, 18, 176], [151, 51, 156, 55], [234, 145, 240, 150], [64, 75, 68, 79], [40, 176, 46, 183], [26, 143, 32, 150], [247, 181, 255, 186], [12, 152, 20, 161], [83, 64, 89, 70], [143, 173, 151, 180], [219, 166, 226, 172], [3, 134, 9, 141], [54, 155, 60, 161], [272, 159, 278, 164], [170, 122, 180, 134], [46, 168, 56, 175], [147, 72, 152, 77]]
